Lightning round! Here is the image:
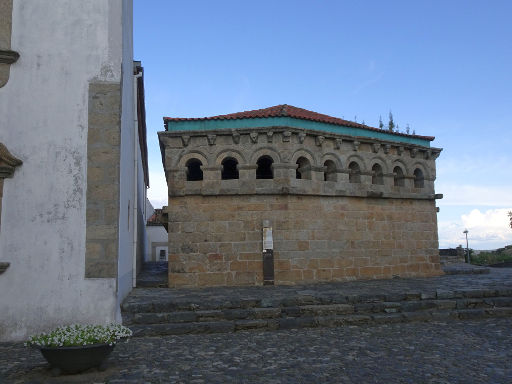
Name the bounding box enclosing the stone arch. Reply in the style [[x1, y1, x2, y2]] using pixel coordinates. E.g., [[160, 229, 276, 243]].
[[185, 158, 203, 181], [215, 148, 246, 166], [413, 168, 424, 188], [321, 153, 343, 169], [369, 156, 389, 174], [177, 150, 209, 168], [291, 148, 317, 167], [256, 155, 274, 179], [295, 156, 311, 180], [371, 163, 384, 185], [348, 161, 362, 183], [250, 147, 281, 164], [392, 162, 406, 187], [391, 159, 409, 176], [345, 154, 366, 172], [221, 157, 239, 180], [411, 162, 430, 180]]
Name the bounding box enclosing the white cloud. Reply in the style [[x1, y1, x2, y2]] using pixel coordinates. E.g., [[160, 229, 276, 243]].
[[147, 170, 168, 209], [437, 183, 512, 206], [438, 208, 512, 249]]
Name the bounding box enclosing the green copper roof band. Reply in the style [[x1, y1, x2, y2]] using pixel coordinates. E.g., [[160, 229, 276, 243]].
[[166, 116, 431, 147]]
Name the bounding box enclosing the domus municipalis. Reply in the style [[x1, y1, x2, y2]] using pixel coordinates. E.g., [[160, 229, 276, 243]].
[[158, 105, 443, 288]]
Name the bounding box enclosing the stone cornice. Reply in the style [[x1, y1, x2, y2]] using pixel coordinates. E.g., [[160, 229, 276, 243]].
[[0, 142, 22, 178], [0, 49, 19, 64], [158, 127, 442, 155], [0, 262, 9, 275]]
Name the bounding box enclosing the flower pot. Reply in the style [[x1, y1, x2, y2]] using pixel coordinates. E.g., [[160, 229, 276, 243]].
[[37, 343, 115, 374]]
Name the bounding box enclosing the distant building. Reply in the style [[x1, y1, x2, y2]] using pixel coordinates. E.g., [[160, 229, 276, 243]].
[[159, 105, 443, 288], [145, 199, 169, 262], [0, 0, 148, 341]]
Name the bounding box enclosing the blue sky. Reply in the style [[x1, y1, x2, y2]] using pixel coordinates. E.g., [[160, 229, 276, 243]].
[[134, 0, 512, 249]]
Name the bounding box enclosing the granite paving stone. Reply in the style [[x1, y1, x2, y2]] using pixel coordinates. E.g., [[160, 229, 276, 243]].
[[1, 318, 512, 383]]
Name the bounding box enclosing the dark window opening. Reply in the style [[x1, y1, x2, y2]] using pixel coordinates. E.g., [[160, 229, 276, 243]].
[[414, 168, 424, 188], [372, 164, 384, 185], [324, 160, 336, 181], [256, 156, 273, 179], [349, 161, 361, 183], [296, 157, 311, 180], [186, 159, 203, 181], [221, 157, 239, 180], [393, 166, 404, 187], [159, 249, 166, 261]]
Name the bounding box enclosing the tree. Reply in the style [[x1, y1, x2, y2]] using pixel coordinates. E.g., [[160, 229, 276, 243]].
[[508, 211, 512, 229], [406, 124, 410, 134], [379, 116, 384, 129], [388, 111, 395, 132]]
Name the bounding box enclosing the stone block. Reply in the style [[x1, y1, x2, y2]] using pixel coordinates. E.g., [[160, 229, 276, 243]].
[[197, 273, 227, 287], [233, 272, 256, 285], [169, 272, 197, 288], [275, 270, 303, 283]]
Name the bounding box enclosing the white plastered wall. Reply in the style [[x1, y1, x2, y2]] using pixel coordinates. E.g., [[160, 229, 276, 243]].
[[116, 0, 137, 312], [0, 0, 127, 341]]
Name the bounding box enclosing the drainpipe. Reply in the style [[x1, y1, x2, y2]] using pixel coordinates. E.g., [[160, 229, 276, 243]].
[[132, 71, 142, 287]]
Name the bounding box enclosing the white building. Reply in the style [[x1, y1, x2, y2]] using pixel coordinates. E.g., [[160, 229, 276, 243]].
[[0, 0, 148, 341], [145, 200, 169, 262]]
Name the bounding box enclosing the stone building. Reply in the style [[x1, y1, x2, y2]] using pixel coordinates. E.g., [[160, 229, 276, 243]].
[[0, 0, 148, 341], [158, 105, 443, 288]]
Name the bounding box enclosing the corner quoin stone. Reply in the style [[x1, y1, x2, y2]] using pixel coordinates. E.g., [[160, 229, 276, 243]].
[[85, 81, 121, 278]]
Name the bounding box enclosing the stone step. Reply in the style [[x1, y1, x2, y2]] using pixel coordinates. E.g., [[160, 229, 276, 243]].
[[127, 306, 512, 337], [122, 289, 512, 337], [136, 261, 168, 288], [124, 297, 512, 325], [122, 288, 512, 314]]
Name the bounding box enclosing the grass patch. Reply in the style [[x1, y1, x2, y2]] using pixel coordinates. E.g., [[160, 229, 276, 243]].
[[471, 245, 512, 266]]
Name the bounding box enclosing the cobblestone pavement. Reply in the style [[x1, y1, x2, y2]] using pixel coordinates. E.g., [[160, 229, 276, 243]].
[[1, 317, 511, 384]]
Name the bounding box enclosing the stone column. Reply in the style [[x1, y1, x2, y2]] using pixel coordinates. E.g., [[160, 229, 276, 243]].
[[383, 173, 395, 188], [201, 166, 222, 195], [272, 163, 296, 179], [167, 167, 186, 196], [272, 163, 296, 192], [238, 165, 256, 194]]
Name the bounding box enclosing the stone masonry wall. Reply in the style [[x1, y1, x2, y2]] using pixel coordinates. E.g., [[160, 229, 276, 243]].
[[168, 195, 442, 288], [85, 81, 121, 278]]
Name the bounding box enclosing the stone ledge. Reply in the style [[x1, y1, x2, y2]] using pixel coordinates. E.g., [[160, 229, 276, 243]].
[[0, 262, 10, 274], [0, 49, 19, 64]]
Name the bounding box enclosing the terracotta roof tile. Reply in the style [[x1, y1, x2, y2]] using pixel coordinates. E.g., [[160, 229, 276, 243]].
[[147, 212, 163, 226], [163, 104, 434, 141]]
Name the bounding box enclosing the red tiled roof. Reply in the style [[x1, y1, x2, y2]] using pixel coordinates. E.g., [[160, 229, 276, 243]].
[[147, 211, 163, 226], [164, 104, 434, 141]]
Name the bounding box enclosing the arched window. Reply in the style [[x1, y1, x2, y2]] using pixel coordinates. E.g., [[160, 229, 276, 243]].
[[414, 168, 424, 188], [324, 160, 336, 182], [371, 164, 384, 185], [296, 157, 311, 180], [256, 156, 273, 179], [348, 161, 361, 183], [393, 166, 404, 187], [221, 157, 239, 180], [186, 159, 203, 181]]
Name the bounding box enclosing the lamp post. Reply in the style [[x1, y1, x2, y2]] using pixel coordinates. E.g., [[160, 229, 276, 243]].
[[463, 229, 470, 264]]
